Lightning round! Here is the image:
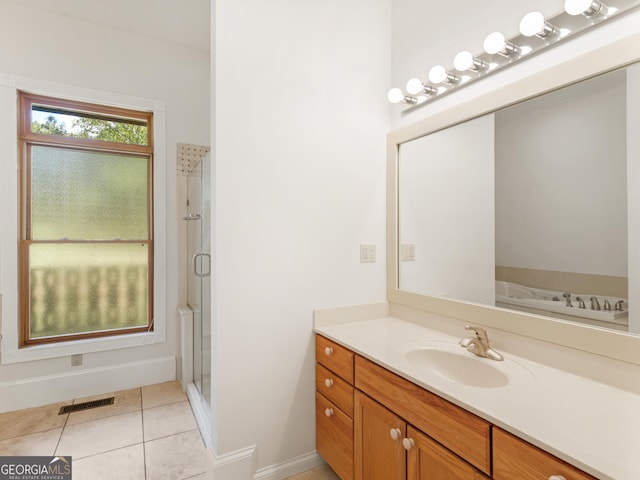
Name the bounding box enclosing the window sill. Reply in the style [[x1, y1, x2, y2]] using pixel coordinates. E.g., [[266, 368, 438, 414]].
[[1, 327, 166, 364]]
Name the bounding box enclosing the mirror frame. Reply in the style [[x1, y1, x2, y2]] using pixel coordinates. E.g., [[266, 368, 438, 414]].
[[387, 32, 640, 366]]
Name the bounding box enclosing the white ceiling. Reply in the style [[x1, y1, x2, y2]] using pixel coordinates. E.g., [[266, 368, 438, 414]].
[[3, 0, 210, 53]]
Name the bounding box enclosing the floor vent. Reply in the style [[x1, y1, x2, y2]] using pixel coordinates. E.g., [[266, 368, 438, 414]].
[[59, 397, 115, 415]]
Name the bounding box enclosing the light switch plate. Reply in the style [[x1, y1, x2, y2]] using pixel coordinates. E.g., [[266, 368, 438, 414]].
[[401, 244, 415, 261], [360, 244, 376, 263]]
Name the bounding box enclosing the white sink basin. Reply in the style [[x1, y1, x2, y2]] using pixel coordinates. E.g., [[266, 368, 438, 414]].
[[394, 341, 534, 388]]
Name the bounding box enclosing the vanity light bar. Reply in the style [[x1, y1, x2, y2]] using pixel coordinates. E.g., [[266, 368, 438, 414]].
[[388, 0, 634, 110]]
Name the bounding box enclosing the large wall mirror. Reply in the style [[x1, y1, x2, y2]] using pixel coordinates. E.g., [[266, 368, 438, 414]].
[[387, 33, 640, 365]]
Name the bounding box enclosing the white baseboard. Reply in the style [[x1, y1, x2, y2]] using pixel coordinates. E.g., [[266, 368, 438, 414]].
[[212, 445, 257, 480], [205, 445, 322, 480], [0, 355, 176, 413], [254, 451, 325, 480]]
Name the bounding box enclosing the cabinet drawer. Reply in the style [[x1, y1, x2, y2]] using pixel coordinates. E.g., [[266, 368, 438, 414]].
[[316, 363, 354, 417], [316, 391, 354, 480], [316, 335, 354, 383], [355, 355, 491, 476], [493, 428, 597, 480]]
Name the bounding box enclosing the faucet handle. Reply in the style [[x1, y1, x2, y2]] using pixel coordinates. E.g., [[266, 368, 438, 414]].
[[465, 325, 488, 341]]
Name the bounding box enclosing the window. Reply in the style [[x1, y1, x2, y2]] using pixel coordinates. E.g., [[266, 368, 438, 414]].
[[18, 93, 154, 346]]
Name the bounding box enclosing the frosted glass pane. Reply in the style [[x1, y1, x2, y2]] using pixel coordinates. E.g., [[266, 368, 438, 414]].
[[29, 243, 149, 339], [31, 146, 149, 240]]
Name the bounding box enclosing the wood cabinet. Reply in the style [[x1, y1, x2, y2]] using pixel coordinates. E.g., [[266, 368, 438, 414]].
[[407, 426, 490, 480], [316, 334, 597, 480], [316, 336, 354, 480], [493, 428, 597, 480], [354, 391, 406, 480], [355, 355, 491, 476]]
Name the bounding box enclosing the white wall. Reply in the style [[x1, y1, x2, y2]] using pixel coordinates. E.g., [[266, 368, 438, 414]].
[[399, 114, 495, 304], [495, 70, 627, 276], [628, 63, 640, 333], [213, 0, 390, 472], [0, 1, 209, 404]]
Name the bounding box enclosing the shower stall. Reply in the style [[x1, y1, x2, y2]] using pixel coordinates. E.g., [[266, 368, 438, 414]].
[[178, 144, 212, 447]]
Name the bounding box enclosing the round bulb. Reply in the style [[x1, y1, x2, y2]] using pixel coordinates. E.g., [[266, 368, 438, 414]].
[[519, 11, 545, 37], [564, 0, 596, 15], [428, 65, 447, 84], [387, 87, 405, 104], [453, 51, 474, 71], [406, 78, 424, 95], [483, 31, 506, 55]]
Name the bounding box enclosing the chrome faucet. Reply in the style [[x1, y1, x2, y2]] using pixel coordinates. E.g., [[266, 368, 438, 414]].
[[562, 292, 573, 307], [459, 325, 503, 361], [576, 296, 586, 309], [590, 296, 601, 311]]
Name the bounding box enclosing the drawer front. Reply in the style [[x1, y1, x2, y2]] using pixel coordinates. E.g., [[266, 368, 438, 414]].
[[316, 391, 354, 480], [493, 428, 597, 480], [316, 363, 354, 417], [316, 335, 354, 384], [355, 355, 491, 476]]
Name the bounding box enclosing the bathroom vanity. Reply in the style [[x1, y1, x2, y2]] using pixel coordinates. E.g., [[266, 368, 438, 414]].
[[314, 305, 640, 480]]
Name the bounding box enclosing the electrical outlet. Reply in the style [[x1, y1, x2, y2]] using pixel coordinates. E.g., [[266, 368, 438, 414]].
[[71, 354, 83, 366], [360, 244, 376, 263]]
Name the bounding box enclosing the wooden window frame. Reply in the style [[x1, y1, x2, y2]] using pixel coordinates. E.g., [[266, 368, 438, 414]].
[[18, 92, 155, 346]]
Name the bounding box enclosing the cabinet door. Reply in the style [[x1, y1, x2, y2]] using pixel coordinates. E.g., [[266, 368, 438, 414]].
[[406, 426, 489, 480], [355, 391, 406, 480], [317, 392, 353, 480]]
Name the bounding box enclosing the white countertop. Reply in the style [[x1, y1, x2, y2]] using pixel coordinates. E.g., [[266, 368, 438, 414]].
[[315, 315, 640, 480]]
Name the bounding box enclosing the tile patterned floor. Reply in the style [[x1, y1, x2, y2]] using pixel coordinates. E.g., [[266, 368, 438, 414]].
[[0, 381, 340, 480], [0, 381, 213, 479]]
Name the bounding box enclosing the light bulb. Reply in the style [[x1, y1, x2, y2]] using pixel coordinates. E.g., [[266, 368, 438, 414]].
[[428, 65, 447, 84], [483, 32, 506, 54], [428, 65, 459, 84], [406, 78, 424, 95], [453, 51, 473, 71], [520, 12, 545, 37], [453, 51, 486, 72], [387, 88, 405, 104], [483, 31, 519, 56], [564, 0, 606, 16]]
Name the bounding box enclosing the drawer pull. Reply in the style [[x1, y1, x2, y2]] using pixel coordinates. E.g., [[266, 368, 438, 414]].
[[324, 347, 334, 356], [548, 477, 566, 480], [402, 438, 415, 450], [324, 408, 334, 417], [324, 378, 334, 388], [389, 428, 402, 441]]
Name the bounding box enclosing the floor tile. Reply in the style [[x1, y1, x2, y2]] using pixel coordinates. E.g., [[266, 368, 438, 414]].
[[143, 400, 197, 441], [286, 464, 340, 480], [56, 410, 142, 459], [145, 430, 214, 480], [142, 381, 187, 409], [0, 402, 68, 441], [0, 428, 62, 456], [71, 443, 145, 480], [67, 387, 141, 425]]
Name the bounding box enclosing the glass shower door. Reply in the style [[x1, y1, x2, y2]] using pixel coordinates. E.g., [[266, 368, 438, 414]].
[[186, 153, 211, 407]]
